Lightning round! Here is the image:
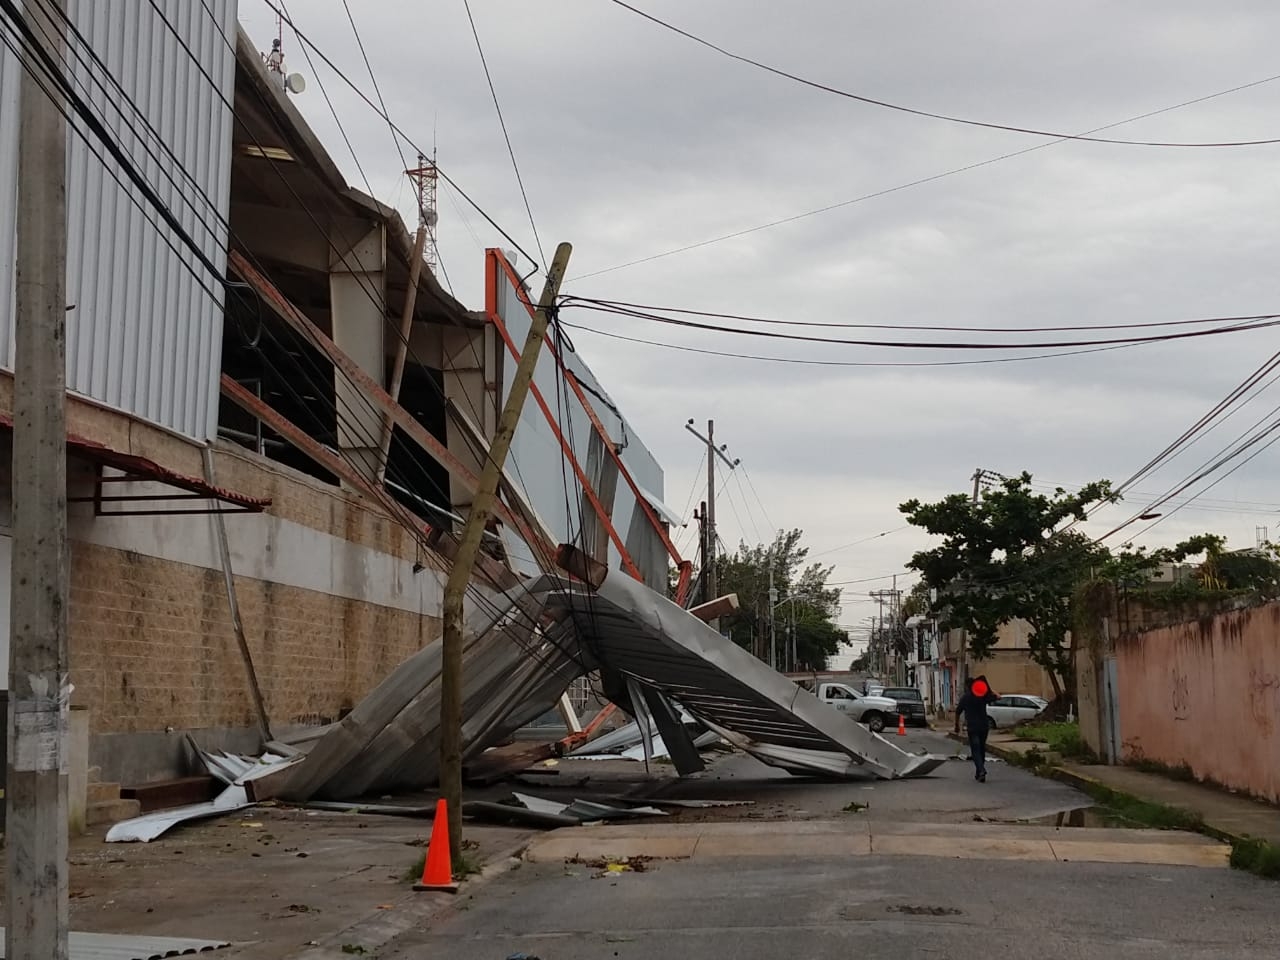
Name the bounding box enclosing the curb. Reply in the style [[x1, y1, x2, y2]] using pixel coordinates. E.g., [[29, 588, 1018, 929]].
[[949, 731, 1254, 850], [1043, 765, 1249, 847], [283, 839, 530, 960]]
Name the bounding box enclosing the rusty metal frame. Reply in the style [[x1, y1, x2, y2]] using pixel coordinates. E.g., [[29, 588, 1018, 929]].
[[227, 249, 554, 561], [487, 251, 694, 602], [67, 469, 262, 517], [484, 250, 643, 582], [563, 368, 695, 604]]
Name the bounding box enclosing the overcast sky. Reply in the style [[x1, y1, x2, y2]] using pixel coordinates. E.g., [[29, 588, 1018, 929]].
[[244, 1, 1280, 658]]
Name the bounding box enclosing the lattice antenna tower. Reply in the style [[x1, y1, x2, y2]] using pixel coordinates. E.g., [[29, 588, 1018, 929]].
[[406, 151, 439, 273]]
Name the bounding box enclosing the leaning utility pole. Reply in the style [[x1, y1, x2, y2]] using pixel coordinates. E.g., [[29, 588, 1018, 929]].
[[8, 1, 71, 957], [684, 420, 739, 631], [438, 242, 572, 863]]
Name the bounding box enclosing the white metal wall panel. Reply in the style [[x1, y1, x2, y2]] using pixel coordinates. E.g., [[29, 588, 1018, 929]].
[[495, 277, 668, 589], [0, 0, 237, 439]]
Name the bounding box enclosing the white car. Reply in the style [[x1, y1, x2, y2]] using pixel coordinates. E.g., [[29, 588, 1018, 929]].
[[985, 694, 1048, 729]]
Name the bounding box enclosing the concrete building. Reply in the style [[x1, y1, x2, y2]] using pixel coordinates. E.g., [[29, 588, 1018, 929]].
[[0, 3, 680, 816]]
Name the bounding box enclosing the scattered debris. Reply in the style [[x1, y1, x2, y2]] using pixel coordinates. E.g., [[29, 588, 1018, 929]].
[[513, 792, 669, 823], [106, 747, 301, 843], [299, 800, 435, 817], [567, 854, 654, 878], [843, 801, 868, 813]]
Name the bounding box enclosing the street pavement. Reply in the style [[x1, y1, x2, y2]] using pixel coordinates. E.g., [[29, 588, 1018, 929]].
[[647, 725, 1092, 824], [383, 848, 1277, 959], [370, 727, 1277, 960]]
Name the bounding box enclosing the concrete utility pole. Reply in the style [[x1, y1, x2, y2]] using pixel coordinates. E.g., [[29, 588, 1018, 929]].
[[684, 420, 739, 631], [438, 242, 571, 863], [7, 1, 71, 957]]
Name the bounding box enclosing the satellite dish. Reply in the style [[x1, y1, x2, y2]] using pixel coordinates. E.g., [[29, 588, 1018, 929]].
[[423, 208, 438, 228], [285, 73, 306, 94]]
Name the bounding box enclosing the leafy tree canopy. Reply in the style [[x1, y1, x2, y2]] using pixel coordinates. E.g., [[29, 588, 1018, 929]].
[[716, 529, 846, 670]]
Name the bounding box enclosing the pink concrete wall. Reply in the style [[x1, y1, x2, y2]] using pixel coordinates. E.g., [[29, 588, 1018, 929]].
[[1116, 602, 1280, 803]]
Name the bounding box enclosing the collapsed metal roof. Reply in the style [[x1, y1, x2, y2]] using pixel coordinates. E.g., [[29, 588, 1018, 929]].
[[273, 567, 942, 801], [547, 571, 945, 780]]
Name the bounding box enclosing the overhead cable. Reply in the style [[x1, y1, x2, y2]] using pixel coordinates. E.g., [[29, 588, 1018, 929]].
[[607, 0, 1280, 148]]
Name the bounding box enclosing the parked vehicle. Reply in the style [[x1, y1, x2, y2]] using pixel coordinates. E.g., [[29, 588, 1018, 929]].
[[802, 680, 898, 733], [880, 686, 929, 727], [986, 694, 1049, 729]]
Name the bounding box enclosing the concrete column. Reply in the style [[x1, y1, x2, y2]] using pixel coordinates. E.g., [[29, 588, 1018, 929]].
[[329, 223, 386, 487], [442, 325, 491, 513]]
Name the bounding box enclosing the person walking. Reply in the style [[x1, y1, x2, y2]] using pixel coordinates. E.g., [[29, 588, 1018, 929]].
[[954, 675, 999, 782]]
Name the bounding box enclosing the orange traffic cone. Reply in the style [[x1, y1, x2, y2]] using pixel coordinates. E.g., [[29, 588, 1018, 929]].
[[897, 714, 907, 736], [413, 798, 459, 893]]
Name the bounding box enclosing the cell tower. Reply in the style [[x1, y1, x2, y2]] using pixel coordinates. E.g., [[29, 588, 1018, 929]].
[[406, 152, 439, 274]]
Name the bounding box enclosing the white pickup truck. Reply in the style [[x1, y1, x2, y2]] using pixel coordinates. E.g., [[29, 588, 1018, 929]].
[[801, 680, 898, 733]]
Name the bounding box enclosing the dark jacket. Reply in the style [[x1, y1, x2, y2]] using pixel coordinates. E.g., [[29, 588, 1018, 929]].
[[957, 686, 998, 730]]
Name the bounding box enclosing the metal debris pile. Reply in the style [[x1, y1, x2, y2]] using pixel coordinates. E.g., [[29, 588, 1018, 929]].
[[106, 566, 943, 842]]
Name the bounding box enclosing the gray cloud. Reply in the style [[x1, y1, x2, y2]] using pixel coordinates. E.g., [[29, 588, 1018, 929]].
[[245, 0, 1280, 626]]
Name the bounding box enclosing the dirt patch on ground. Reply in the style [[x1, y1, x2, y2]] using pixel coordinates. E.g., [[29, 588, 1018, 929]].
[[0, 804, 531, 960]]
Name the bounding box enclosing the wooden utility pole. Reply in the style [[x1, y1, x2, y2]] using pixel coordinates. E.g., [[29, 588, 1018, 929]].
[[438, 242, 571, 863], [684, 420, 738, 631], [7, 1, 70, 957]]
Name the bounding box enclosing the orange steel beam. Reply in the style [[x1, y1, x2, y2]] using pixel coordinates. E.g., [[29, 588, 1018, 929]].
[[674, 561, 694, 607], [485, 251, 643, 582], [228, 249, 552, 561], [564, 369, 684, 566], [487, 253, 688, 596], [559, 701, 617, 752]]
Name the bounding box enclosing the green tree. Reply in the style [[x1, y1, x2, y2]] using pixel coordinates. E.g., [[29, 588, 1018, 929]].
[[899, 473, 1115, 700], [716, 529, 845, 670]]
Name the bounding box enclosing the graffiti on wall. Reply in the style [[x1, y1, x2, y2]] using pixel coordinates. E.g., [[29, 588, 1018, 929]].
[[1248, 668, 1279, 735], [1171, 666, 1190, 721]]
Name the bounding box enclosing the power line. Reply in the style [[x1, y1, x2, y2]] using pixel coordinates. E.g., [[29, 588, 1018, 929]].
[[810, 526, 911, 558], [564, 296, 1277, 335], [257, 0, 543, 274], [563, 299, 1280, 351], [738, 464, 777, 534], [606, 0, 1280, 148], [568, 72, 1280, 283], [558, 319, 1170, 368], [461, 0, 545, 270]]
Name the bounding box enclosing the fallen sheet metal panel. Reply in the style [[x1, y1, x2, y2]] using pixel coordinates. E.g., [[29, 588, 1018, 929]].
[[105, 785, 251, 843], [108, 753, 301, 842], [546, 570, 946, 780], [278, 578, 590, 800], [512, 792, 669, 822], [0, 928, 232, 959], [463, 800, 581, 829]]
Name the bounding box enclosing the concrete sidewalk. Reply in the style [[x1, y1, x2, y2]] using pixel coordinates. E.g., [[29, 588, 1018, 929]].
[[952, 729, 1280, 847], [1051, 764, 1280, 847]]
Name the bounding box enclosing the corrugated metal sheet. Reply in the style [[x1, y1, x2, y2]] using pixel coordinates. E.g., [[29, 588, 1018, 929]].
[[547, 571, 949, 780], [0, 927, 231, 959], [494, 270, 669, 590], [0, 0, 237, 440]]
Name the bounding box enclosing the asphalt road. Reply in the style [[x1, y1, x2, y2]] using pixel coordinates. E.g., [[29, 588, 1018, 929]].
[[645, 726, 1091, 824], [383, 851, 1278, 960]]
